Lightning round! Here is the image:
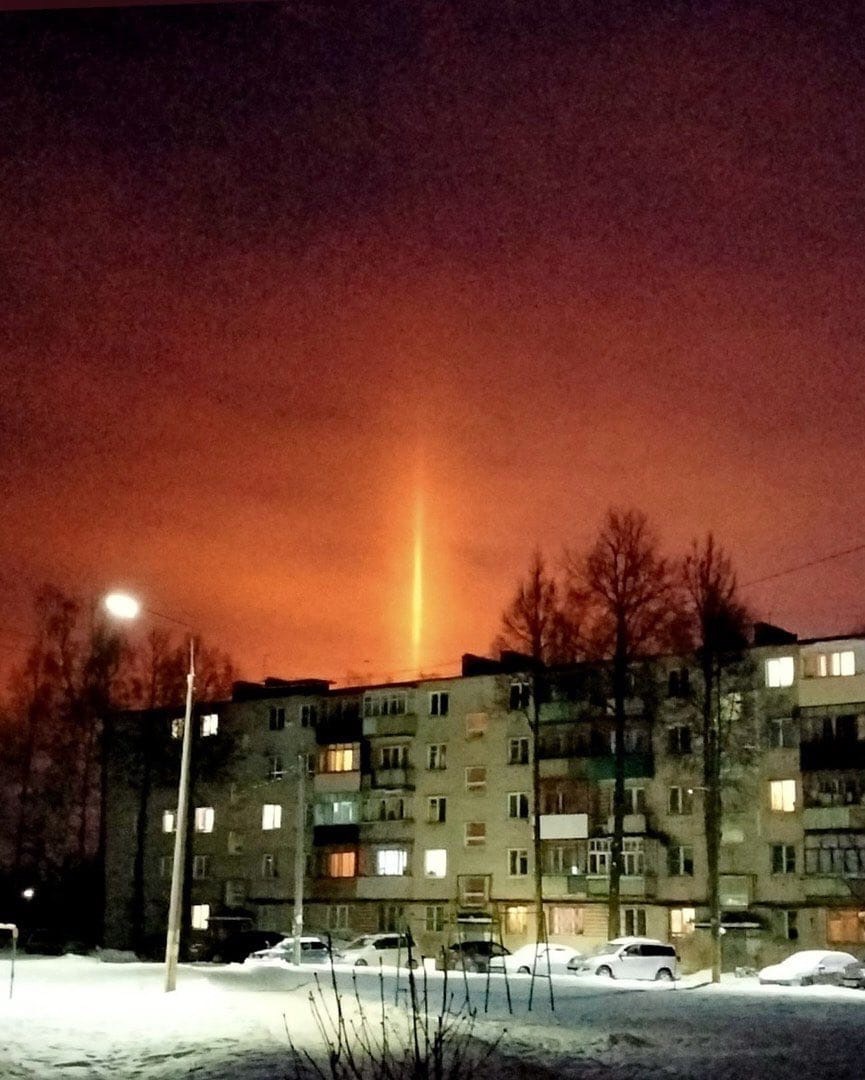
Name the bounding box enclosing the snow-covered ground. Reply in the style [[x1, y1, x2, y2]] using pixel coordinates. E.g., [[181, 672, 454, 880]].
[[2, 952, 865, 1079]]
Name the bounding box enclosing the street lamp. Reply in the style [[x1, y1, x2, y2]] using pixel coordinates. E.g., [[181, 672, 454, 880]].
[[104, 591, 194, 993]]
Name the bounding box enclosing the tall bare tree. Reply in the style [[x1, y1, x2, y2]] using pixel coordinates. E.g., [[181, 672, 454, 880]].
[[571, 509, 674, 938], [682, 534, 750, 982]]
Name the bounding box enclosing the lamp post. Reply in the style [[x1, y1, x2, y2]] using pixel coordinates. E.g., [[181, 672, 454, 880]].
[[104, 591, 195, 993]]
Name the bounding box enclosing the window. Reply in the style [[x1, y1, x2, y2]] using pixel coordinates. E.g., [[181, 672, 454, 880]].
[[459, 875, 489, 906], [769, 779, 797, 812], [317, 799, 356, 826], [668, 786, 693, 815], [667, 845, 694, 877], [262, 803, 282, 830], [508, 848, 529, 876], [549, 906, 584, 935], [159, 855, 172, 878], [227, 830, 244, 855], [466, 712, 488, 737], [827, 909, 865, 944], [195, 807, 214, 833], [625, 787, 646, 814], [667, 726, 692, 755], [224, 879, 245, 906], [766, 656, 795, 688], [378, 904, 405, 932], [504, 905, 528, 934], [426, 904, 445, 932], [192, 854, 209, 880], [162, 810, 176, 834], [832, 650, 856, 676], [169, 717, 183, 740], [466, 766, 487, 792], [376, 848, 408, 876], [429, 691, 449, 716], [268, 755, 285, 780], [588, 837, 644, 876], [546, 845, 580, 875], [508, 792, 530, 819], [428, 796, 447, 823], [200, 713, 218, 737], [364, 692, 408, 717], [269, 706, 285, 731], [191, 904, 210, 931], [326, 850, 356, 878], [667, 668, 691, 698], [330, 905, 349, 930], [373, 796, 405, 822], [782, 909, 798, 942], [805, 834, 865, 877], [424, 849, 447, 878], [300, 703, 317, 727], [465, 822, 486, 846], [261, 853, 277, 879], [509, 681, 531, 710], [508, 737, 530, 765], [305, 752, 316, 776], [670, 907, 696, 935], [588, 838, 611, 875], [768, 717, 797, 749], [427, 743, 447, 770], [380, 744, 409, 770], [321, 744, 356, 773], [621, 908, 646, 937], [771, 844, 797, 875], [806, 650, 856, 678]]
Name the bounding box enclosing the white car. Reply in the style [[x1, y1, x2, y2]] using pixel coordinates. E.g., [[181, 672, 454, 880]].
[[340, 933, 419, 968], [245, 935, 337, 965], [488, 943, 583, 976], [568, 938, 679, 981], [758, 950, 858, 986]]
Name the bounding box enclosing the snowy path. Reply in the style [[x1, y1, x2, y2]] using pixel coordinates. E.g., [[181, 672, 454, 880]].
[[1, 955, 864, 1079]]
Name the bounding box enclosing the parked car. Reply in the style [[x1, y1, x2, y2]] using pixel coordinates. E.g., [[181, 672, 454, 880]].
[[568, 938, 679, 981], [22, 929, 70, 956], [446, 940, 510, 972], [489, 942, 583, 976], [340, 933, 418, 968], [758, 950, 858, 986], [841, 959, 865, 989], [245, 935, 337, 965], [206, 930, 287, 963]]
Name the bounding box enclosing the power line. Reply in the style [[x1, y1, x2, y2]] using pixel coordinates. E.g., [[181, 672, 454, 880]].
[[743, 541, 865, 589]]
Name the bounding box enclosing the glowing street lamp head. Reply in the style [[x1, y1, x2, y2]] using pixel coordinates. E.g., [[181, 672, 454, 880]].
[[104, 592, 141, 621]]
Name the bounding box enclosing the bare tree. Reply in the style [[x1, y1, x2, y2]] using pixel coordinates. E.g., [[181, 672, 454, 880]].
[[570, 509, 674, 938], [682, 534, 750, 982]]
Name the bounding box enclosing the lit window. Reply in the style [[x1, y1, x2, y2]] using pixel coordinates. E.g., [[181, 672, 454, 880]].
[[426, 904, 445, 932], [191, 904, 210, 930], [428, 796, 447, 823], [427, 743, 447, 770], [465, 822, 486, 846], [429, 691, 449, 716], [269, 706, 285, 731], [508, 737, 530, 765], [508, 792, 530, 819], [200, 713, 218, 737], [504, 905, 528, 934], [833, 650, 856, 676], [670, 908, 696, 935], [326, 850, 356, 878], [424, 849, 447, 878], [508, 849, 529, 876], [261, 853, 277, 879], [170, 717, 183, 740], [194, 807, 214, 833], [465, 766, 487, 791], [227, 830, 244, 855], [321, 744, 356, 773], [621, 907, 646, 937], [192, 854, 209, 880], [376, 848, 408, 876], [162, 810, 176, 834], [466, 712, 488, 737], [549, 906, 584, 935], [262, 803, 282, 830], [771, 843, 796, 874], [769, 779, 797, 812], [766, 656, 795, 688]]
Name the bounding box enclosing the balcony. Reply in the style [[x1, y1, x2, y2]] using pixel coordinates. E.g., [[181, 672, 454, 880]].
[[586, 873, 656, 899], [312, 823, 360, 846], [542, 873, 588, 898], [314, 770, 361, 794], [803, 805, 865, 831], [801, 739, 865, 771], [605, 813, 647, 835], [362, 713, 417, 738], [245, 880, 292, 902], [805, 875, 855, 898], [586, 753, 654, 781], [798, 673, 865, 709], [367, 766, 415, 790], [719, 874, 753, 909], [539, 813, 589, 840], [355, 874, 412, 900], [359, 817, 414, 842]]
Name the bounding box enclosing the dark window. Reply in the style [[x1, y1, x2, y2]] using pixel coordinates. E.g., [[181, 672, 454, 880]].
[[667, 726, 692, 755], [269, 706, 285, 731], [509, 681, 531, 710]]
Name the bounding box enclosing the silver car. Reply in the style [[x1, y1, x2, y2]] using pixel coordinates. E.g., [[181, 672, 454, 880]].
[[568, 937, 679, 981]]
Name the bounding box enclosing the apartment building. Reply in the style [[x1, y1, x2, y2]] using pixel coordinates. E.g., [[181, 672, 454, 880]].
[[103, 629, 865, 970]]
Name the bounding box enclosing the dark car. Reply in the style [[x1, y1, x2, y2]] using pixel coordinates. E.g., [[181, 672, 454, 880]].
[[205, 930, 287, 963], [23, 929, 71, 956], [446, 940, 510, 973]]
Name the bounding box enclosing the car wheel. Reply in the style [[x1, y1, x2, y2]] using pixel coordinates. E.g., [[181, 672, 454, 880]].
[[597, 965, 614, 978], [355, 959, 368, 967], [517, 965, 530, 974], [655, 968, 674, 982]]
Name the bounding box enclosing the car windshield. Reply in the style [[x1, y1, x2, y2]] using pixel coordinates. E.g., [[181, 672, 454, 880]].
[[588, 942, 618, 957], [344, 936, 375, 950], [777, 951, 831, 972]]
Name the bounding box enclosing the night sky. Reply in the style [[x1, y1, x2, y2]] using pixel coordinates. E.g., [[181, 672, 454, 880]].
[[3, 0, 865, 684]]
